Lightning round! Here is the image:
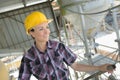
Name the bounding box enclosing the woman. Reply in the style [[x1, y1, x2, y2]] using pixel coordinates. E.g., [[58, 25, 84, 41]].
[[18, 11, 114, 80]]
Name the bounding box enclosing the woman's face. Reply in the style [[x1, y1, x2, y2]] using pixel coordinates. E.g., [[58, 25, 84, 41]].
[[30, 22, 50, 42]]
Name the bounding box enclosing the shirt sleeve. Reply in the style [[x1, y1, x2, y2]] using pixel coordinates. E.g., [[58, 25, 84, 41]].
[[58, 43, 77, 66], [18, 56, 32, 80]]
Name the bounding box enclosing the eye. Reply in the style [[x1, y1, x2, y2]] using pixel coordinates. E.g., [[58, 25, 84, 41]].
[[39, 28, 44, 31]]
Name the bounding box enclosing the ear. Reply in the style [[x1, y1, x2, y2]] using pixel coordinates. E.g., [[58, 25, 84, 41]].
[[29, 31, 35, 38]]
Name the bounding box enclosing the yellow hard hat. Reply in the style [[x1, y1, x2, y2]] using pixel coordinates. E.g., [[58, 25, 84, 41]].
[[24, 11, 52, 34]]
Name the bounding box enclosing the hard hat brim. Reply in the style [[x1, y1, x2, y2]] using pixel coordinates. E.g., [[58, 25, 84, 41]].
[[48, 19, 53, 23]]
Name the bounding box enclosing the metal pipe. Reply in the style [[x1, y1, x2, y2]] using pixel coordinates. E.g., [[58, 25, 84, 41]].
[[48, 0, 62, 41], [78, 5, 98, 80], [78, 5, 93, 65], [111, 0, 120, 58]]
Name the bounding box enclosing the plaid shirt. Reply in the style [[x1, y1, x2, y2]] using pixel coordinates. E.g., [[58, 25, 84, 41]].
[[18, 40, 77, 80]]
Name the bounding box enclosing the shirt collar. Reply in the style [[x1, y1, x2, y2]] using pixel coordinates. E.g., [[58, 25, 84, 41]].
[[32, 40, 52, 49], [47, 40, 52, 49]]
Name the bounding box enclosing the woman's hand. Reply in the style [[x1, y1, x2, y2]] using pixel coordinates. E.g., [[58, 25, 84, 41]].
[[98, 64, 116, 73]]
